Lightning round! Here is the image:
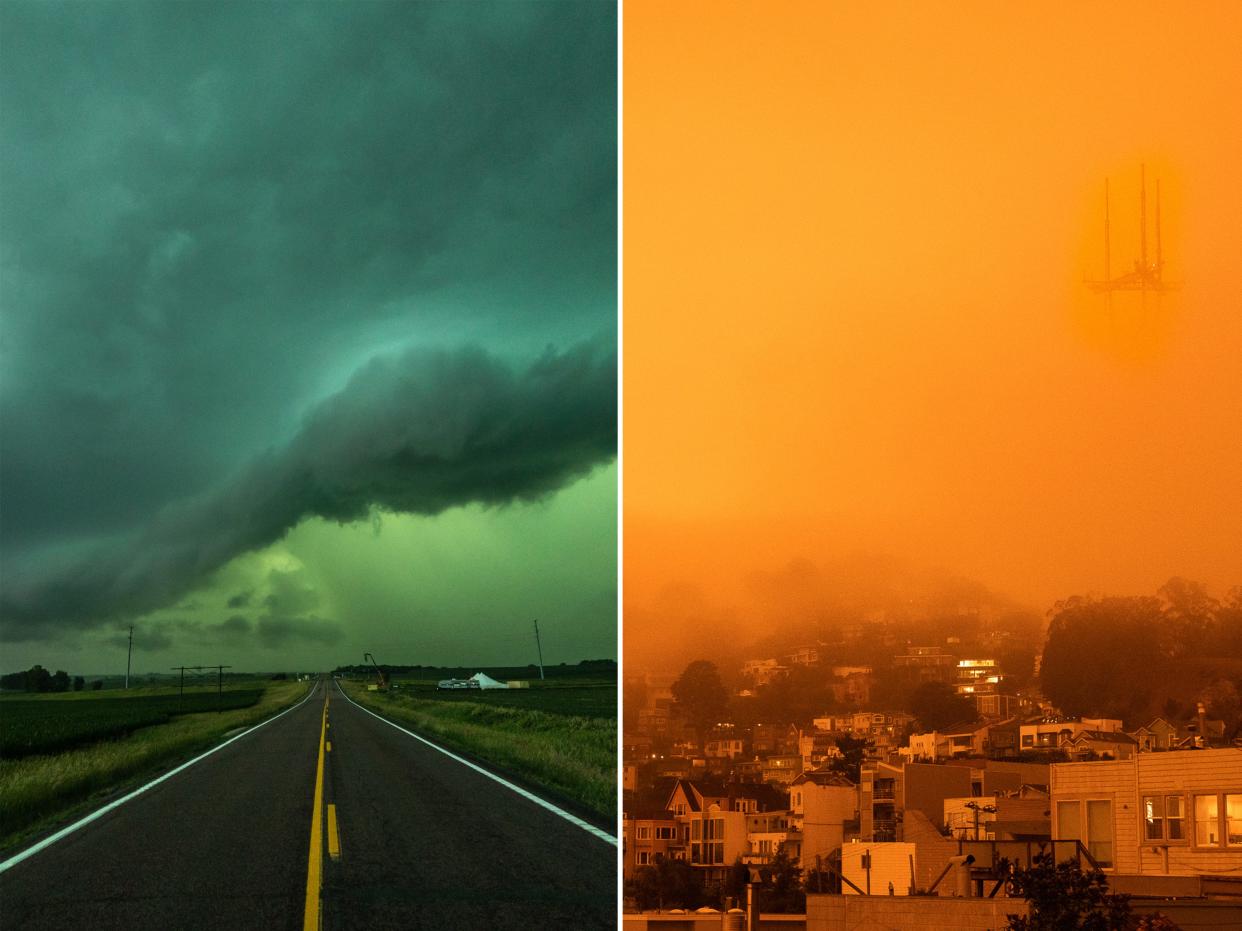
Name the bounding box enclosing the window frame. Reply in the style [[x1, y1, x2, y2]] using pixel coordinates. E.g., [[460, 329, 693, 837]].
[[1191, 791, 1242, 851], [1055, 797, 1115, 869], [1142, 794, 1189, 845]]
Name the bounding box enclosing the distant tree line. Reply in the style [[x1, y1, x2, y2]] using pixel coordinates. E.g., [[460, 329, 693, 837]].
[[1, 665, 95, 692], [1040, 578, 1242, 727]]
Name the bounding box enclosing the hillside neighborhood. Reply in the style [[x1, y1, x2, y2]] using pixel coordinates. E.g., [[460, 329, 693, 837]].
[[623, 592, 1242, 928]]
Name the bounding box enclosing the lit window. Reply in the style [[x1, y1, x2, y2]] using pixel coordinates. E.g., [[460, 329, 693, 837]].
[[1196, 793, 1242, 848], [1195, 795, 1220, 847], [1143, 796, 1164, 840]]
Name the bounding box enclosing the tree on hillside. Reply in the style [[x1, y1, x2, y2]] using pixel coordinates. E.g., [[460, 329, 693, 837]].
[[1158, 577, 1219, 658], [73, 676, 85, 691], [628, 854, 700, 911], [1213, 586, 1242, 656], [51, 670, 71, 692], [907, 681, 977, 731], [760, 845, 806, 913], [1040, 595, 1165, 720], [751, 665, 837, 725], [623, 676, 648, 729], [671, 660, 729, 741], [722, 857, 750, 908], [1003, 850, 1131, 930], [828, 734, 869, 783]]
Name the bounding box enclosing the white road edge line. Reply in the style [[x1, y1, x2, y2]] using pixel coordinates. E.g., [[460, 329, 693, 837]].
[[0, 680, 321, 875], [334, 680, 618, 846]]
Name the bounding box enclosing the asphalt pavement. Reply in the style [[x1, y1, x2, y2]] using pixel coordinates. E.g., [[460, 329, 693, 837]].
[[0, 678, 617, 929]]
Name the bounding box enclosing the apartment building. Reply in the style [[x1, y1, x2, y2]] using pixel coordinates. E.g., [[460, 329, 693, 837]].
[[1050, 748, 1242, 875]]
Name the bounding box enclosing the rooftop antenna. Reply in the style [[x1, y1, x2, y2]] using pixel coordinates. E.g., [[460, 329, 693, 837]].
[[1156, 177, 1162, 284], [1104, 177, 1111, 282], [1140, 163, 1147, 288], [1086, 164, 1178, 297]]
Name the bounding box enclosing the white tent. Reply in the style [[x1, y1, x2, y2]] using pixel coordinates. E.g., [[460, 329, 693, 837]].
[[468, 672, 509, 690]]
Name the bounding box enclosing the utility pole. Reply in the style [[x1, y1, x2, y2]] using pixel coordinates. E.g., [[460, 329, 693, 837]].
[[126, 625, 134, 690], [206, 664, 233, 710], [171, 665, 204, 709], [533, 619, 545, 680]]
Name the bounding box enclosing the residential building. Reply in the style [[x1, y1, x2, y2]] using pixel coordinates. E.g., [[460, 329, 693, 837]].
[[761, 753, 803, 784], [956, 658, 1002, 697], [741, 658, 788, 686], [1020, 717, 1123, 751], [664, 779, 789, 883], [1050, 748, 1242, 875], [704, 736, 744, 759], [798, 730, 843, 772], [788, 646, 821, 667], [791, 769, 857, 871], [746, 810, 796, 864], [892, 646, 957, 686], [1131, 717, 1180, 752], [859, 762, 905, 842], [976, 692, 1022, 720], [1062, 729, 1138, 761], [623, 808, 682, 877]]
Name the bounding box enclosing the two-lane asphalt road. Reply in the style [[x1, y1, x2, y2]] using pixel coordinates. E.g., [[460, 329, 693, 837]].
[[0, 678, 616, 929]]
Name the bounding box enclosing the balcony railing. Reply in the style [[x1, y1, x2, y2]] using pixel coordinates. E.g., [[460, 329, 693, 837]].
[[957, 839, 1102, 874]]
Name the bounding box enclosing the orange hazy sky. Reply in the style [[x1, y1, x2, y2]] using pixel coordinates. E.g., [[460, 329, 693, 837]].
[[624, 3, 1242, 667]]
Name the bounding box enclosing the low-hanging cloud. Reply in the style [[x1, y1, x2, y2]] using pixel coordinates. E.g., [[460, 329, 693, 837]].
[[2, 340, 616, 640]]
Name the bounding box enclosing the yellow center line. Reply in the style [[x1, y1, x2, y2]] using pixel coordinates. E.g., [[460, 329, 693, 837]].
[[327, 804, 341, 861], [303, 691, 328, 931]]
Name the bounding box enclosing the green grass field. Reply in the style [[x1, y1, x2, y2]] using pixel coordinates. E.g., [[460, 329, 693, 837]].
[[341, 677, 616, 825], [0, 690, 264, 758], [0, 680, 308, 849], [384, 677, 616, 718]]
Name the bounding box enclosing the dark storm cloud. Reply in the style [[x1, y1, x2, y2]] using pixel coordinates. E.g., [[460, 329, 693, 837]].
[[1, 341, 616, 638], [257, 617, 342, 650], [0, 2, 616, 555], [219, 615, 252, 637]]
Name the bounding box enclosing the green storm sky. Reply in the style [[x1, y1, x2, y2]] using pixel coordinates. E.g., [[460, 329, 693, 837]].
[[0, 2, 617, 673]]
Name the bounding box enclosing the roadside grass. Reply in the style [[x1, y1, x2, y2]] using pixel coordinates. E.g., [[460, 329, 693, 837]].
[[340, 680, 615, 826], [0, 680, 309, 850], [385, 679, 616, 718]]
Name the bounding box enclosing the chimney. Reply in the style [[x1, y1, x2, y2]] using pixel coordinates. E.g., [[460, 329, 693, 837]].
[[1197, 702, 1207, 748]]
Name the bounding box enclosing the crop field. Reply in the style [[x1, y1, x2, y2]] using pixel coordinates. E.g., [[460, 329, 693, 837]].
[[0, 681, 306, 846], [0, 690, 264, 759]]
